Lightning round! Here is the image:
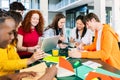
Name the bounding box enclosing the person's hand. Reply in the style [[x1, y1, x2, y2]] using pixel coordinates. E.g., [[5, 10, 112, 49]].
[[59, 35, 65, 42], [8, 72, 36, 80], [68, 48, 81, 58], [45, 65, 57, 76], [69, 37, 75, 43], [28, 50, 45, 64], [38, 65, 57, 80], [34, 45, 41, 50], [77, 43, 85, 50], [75, 42, 80, 47], [27, 45, 40, 53]]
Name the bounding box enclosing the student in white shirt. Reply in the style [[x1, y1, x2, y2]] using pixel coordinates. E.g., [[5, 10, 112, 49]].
[[69, 15, 93, 47]]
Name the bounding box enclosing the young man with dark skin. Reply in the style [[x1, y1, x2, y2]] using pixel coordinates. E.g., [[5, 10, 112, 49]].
[[0, 12, 57, 80]]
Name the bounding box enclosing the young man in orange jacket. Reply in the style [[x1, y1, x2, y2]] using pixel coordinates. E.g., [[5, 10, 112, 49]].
[[69, 13, 120, 70]]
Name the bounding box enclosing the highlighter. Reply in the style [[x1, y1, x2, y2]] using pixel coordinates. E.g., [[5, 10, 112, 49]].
[[74, 61, 81, 68]]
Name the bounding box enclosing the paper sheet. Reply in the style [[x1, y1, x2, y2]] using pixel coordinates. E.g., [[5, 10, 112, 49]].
[[57, 57, 75, 77], [20, 62, 56, 80]]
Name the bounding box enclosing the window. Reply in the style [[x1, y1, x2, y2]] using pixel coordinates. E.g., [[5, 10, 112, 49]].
[[66, 5, 88, 29], [0, 0, 40, 10], [1, 0, 9, 10]]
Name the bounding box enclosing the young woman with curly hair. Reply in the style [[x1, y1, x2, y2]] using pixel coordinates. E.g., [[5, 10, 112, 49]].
[[17, 10, 44, 58]]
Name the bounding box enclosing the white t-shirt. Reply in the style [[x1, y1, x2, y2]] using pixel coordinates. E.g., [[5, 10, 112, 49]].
[[96, 28, 103, 51], [70, 27, 93, 45]]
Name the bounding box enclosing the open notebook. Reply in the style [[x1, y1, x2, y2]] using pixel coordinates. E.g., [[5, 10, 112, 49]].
[[20, 62, 56, 80]]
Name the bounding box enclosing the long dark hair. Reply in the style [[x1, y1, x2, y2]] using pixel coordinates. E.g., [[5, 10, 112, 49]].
[[75, 15, 87, 39], [45, 13, 65, 35]]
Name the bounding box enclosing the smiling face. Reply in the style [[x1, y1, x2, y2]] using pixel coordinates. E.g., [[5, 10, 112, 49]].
[[0, 18, 15, 48], [76, 19, 85, 31], [31, 13, 39, 27], [58, 18, 65, 29]]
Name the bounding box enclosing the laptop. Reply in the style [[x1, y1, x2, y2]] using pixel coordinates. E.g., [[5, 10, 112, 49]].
[[41, 36, 59, 52]]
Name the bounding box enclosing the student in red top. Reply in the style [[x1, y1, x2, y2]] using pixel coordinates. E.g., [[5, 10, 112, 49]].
[[17, 10, 44, 58]]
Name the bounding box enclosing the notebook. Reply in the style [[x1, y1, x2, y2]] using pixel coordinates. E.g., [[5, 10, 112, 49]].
[[20, 62, 56, 80], [41, 36, 59, 52]]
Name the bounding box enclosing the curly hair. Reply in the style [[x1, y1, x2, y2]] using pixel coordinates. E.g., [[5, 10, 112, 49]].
[[21, 10, 44, 35]]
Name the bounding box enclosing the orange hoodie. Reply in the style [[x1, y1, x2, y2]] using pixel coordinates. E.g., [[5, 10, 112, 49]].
[[81, 24, 120, 70]]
